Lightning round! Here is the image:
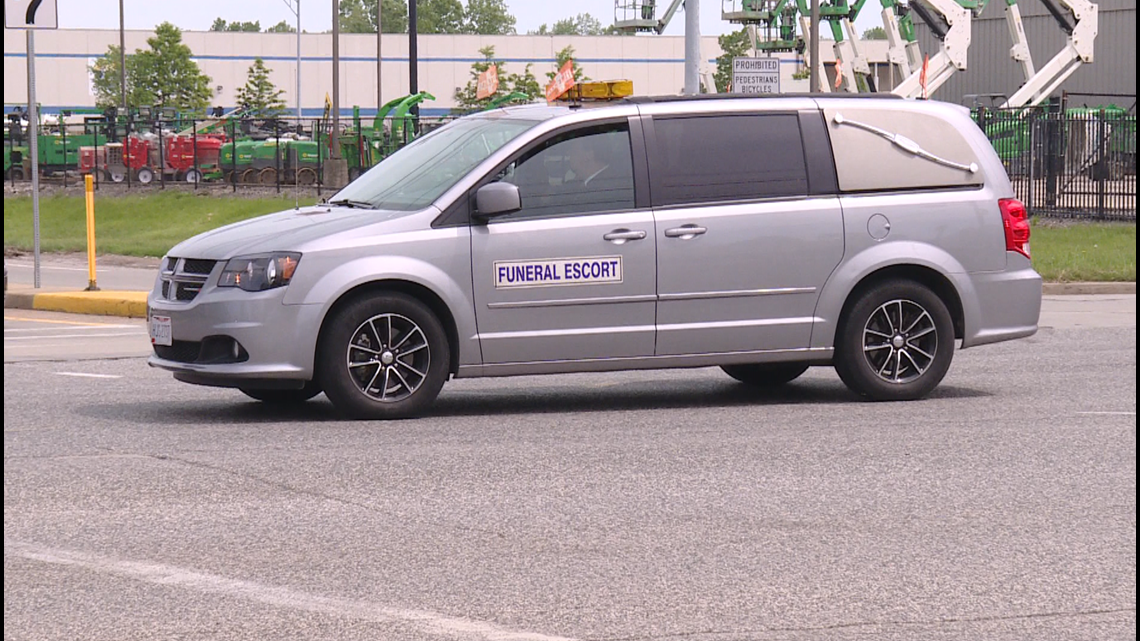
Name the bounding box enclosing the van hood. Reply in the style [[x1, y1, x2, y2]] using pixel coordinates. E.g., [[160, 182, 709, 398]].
[[165, 205, 421, 260]]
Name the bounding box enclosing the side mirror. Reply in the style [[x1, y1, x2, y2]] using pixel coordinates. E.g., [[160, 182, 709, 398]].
[[474, 182, 521, 219]]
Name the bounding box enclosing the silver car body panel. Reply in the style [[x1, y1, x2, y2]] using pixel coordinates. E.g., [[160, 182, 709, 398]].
[[148, 95, 1041, 387]]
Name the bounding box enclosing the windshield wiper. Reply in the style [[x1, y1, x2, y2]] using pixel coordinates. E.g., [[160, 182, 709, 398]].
[[327, 199, 375, 209]]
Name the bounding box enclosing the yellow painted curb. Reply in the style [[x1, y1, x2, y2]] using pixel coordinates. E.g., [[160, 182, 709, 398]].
[[31, 291, 149, 318]]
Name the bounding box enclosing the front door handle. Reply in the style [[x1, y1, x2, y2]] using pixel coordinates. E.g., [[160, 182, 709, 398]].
[[603, 229, 647, 244], [664, 225, 708, 239]]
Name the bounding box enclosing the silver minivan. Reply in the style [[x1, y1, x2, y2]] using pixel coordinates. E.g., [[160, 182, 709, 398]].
[[148, 95, 1042, 418]]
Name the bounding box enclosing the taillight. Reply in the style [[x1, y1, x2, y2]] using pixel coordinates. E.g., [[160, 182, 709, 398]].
[[999, 198, 1031, 259]]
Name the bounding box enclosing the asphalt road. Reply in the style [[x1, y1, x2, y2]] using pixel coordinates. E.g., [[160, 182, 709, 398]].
[[3, 303, 1136, 641]]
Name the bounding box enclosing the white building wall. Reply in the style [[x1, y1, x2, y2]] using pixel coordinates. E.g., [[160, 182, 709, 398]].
[[3, 29, 869, 115]]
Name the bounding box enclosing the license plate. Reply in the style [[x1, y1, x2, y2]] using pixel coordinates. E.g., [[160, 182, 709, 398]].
[[149, 313, 172, 346]]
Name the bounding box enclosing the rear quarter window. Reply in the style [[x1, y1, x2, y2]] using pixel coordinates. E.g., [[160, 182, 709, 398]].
[[649, 114, 809, 206], [823, 106, 985, 192]]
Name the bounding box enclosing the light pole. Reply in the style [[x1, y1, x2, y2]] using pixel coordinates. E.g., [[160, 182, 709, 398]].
[[282, 0, 302, 207], [281, 0, 301, 125], [119, 0, 126, 112], [377, 0, 382, 109]]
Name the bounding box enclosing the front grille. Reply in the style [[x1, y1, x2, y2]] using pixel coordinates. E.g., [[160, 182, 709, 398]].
[[181, 259, 216, 275], [175, 283, 202, 301], [154, 336, 248, 364], [159, 257, 216, 303], [154, 340, 202, 363]]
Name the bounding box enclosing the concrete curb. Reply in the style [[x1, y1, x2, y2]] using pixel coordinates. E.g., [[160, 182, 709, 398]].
[[5, 289, 149, 318], [4, 283, 1135, 319], [1042, 282, 1136, 295]]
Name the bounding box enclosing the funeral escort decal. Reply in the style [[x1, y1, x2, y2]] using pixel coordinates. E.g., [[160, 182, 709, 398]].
[[494, 256, 623, 289]]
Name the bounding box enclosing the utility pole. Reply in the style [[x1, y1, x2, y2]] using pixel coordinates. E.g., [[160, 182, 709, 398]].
[[332, 0, 340, 159], [383, 0, 387, 108], [409, 0, 418, 117], [810, 0, 821, 92], [119, 0, 126, 111], [684, 0, 700, 95]]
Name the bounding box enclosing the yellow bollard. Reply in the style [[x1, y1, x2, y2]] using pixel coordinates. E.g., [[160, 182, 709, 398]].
[[84, 174, 99, 291]]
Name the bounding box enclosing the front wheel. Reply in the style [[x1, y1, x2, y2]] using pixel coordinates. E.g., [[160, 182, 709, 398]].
[[240, 381, 322, 404], [834, 280, 955, 401], [721, 363, 810, 387], [317, 293, 450, 419]]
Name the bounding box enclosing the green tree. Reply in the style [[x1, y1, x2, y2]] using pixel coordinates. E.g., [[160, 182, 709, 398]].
[[419, 0, 466, 33], [89, 45, 148, 109], [338, 0, 408, 33], [89, 24, 213, 113], [546, 46, 589, 83], [540, 13, 606, 35], [454, 46, 539, 110], [715, 28, 752, 93], [131, 23, 214, 114], [210, 18, 261, 32], [862, 26, 887, 39], [266, 20, 296, 33], [464, 0, 516, 34], [235, 58, 286, 116]]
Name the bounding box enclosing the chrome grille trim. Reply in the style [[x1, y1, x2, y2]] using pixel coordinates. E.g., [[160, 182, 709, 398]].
[[159, 257, 217, 303]]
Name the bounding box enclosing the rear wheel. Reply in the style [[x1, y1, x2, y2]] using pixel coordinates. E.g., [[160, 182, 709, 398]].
[[317, 293, 450, 419], [135, 167, 154, 184], [184, 168, 202, 183], [240, 381, 322, 404], [8, 166, 25, 180], [240, 168, 258, 184], [296, 167, 317, 185], [721, 363, 810, 387], [834, 280, 955, 401], [107, 168, 125, 183], [259, 167, 277, 185]]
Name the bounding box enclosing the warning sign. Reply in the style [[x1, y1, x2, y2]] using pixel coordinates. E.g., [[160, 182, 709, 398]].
[[732, 57, 781, 95]]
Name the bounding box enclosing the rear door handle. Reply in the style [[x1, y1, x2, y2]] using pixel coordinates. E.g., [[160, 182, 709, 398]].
[[664, 225, 708, 239], [603, 229, 647, 244]]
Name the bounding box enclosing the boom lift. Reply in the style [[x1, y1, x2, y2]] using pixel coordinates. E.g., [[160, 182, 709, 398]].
[[613, 0, 722, 92], [1000, 0, 1097, 109]]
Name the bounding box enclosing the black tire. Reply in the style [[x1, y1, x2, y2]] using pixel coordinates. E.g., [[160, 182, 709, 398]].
[[240, 380, 323, 404], [834, 280, 955, 401], [317, 292, 450, 419], [721, 363, 810, 387]]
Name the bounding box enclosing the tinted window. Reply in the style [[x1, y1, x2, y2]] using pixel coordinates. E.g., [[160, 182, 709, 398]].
[[651, 114, 808, 206], [494, 123, 635, 220]]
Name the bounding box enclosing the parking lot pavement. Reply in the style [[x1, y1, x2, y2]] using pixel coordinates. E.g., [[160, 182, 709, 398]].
[[3, 252, 1136, 320]]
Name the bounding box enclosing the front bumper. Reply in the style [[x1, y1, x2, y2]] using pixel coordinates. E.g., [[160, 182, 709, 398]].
[[147, 284, 325, 387]]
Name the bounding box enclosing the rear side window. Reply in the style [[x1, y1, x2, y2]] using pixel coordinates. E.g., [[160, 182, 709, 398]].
[[650, 114, 808, 206]]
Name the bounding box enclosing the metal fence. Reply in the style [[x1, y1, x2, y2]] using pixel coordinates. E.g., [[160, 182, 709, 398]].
[[6, 105, 1137, 222], [974, 100, 1137, 221], [3, 113, 456, 193]]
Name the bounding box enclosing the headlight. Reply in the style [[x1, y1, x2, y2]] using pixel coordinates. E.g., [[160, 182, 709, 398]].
[[217, 252, 301, 292]]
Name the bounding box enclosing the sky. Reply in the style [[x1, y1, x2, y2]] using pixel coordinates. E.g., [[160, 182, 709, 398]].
[[46, 0, 882, 40]]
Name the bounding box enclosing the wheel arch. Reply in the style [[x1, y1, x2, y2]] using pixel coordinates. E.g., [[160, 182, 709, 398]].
[[316, 279, 462, 378], [837, 265, 965, 342], [812, 243, 973, 351]]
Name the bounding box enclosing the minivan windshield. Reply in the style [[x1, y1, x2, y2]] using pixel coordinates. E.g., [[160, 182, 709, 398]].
[[329, 116, 540, 211]]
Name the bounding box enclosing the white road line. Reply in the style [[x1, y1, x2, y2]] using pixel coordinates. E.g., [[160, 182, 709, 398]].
[[6, 325, 137, 333], [4, 540, 578, 641], [4, 332, 145, 341], [55, 372, 124, 379], [1076, 411, 1136, 416], [5, 262, 90, 272]]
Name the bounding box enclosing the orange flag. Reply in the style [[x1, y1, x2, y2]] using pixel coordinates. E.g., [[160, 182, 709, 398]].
[[919, 54, 930, 99], [545, 60, 576, 102], [476, 64, 499, 100]]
